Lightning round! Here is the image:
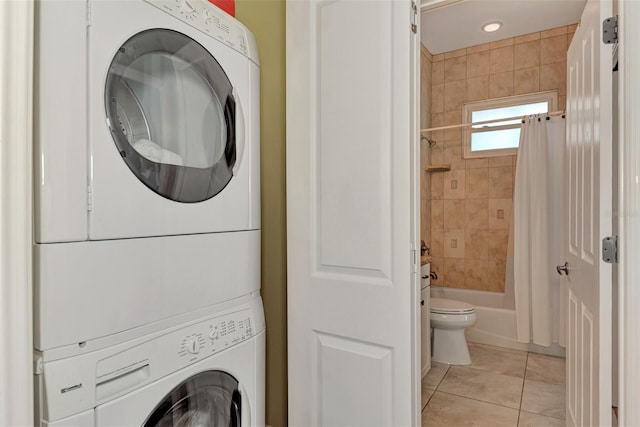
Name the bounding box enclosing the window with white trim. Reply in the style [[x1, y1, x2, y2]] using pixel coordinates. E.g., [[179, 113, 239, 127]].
[[462, 91, 558, 158]]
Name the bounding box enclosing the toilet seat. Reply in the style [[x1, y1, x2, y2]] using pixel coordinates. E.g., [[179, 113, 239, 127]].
[[430, 297, 476, 315]]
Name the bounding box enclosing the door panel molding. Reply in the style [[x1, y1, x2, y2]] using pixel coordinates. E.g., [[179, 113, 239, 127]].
[[287, 0, 420, 424]]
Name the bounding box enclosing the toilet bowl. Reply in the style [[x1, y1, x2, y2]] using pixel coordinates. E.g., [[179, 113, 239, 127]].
[[430, 298, 477, 365]]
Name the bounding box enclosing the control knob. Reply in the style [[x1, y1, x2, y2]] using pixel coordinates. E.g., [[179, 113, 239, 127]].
[[186, 337, 200, 354], [176, 0, 196, 13]]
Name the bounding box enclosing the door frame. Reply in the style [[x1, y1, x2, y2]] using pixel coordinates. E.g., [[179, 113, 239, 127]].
[[617, 1, 640, 424], [0, 0, 35, 425]]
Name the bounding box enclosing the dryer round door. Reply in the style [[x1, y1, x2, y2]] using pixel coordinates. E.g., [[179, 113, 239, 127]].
[[105, 29, 237, 203], [143, 370, 241, 427]]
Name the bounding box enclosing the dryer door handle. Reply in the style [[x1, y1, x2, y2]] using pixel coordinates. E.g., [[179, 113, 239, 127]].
[[231, 88, 245, 175]]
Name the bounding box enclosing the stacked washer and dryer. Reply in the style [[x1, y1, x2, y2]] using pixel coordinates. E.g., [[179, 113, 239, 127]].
[[33, 0, 264, 425]]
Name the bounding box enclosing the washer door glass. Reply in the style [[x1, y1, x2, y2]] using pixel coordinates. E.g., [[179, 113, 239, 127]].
[[143, 371, 241, 427], [105, 29, 236, 203]]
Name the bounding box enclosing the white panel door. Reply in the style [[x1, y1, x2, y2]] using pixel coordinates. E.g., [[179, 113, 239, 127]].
[[565, 0, 613, 425], [286, 0, 420, 425]]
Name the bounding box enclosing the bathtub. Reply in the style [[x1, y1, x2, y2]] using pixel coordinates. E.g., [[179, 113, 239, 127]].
[[430, 285, 565, 357]]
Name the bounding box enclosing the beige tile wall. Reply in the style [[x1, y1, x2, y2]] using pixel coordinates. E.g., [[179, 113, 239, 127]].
[[424, 25, 576, 292], [421, 44, 433, 247]]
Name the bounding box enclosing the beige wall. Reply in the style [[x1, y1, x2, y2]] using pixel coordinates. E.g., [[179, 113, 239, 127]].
[[235, 2, 287, 426], [423, 25, 576, 292]]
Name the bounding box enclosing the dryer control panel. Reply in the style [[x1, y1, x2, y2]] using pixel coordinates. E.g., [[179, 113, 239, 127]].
[[145, 0, 249, 56]]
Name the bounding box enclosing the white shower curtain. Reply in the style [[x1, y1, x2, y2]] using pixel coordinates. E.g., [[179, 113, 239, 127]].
[[513, 114, 566, 347]]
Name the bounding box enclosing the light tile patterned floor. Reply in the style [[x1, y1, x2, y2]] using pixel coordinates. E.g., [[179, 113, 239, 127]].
[[422, 343, 565, 426]]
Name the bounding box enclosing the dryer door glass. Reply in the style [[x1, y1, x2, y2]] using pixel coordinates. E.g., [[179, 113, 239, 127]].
[[105, 29, 237, 203], [143, 370, 241, 427]]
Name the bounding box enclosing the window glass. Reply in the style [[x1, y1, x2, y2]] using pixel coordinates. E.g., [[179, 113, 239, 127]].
[[471, 128, 522, 151], [462, 92, 557, 158], [471, 102, 549, 128]]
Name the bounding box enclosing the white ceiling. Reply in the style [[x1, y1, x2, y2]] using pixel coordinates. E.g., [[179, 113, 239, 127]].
[[421, 0, 587, 54]]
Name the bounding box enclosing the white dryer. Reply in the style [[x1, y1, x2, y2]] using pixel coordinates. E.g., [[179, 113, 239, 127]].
[[35, 297, 265, 427], [35, 0, 259, 243], [33, 0, 261, 352]]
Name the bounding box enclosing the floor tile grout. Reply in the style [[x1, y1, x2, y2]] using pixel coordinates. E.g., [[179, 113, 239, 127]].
[[423, 344, 566, 426], [433, 389, 523, 412], [515, 351, 530, 426], [518, 409, 565, 421]]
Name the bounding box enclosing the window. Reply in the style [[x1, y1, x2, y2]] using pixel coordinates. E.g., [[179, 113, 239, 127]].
[[462, 91, 558, 158]]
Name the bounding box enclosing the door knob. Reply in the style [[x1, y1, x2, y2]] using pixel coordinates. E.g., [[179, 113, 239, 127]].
[[556, 262, 570, 276]]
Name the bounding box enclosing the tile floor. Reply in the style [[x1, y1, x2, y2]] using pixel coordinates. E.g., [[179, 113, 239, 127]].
[[422, 343, 565, 427]]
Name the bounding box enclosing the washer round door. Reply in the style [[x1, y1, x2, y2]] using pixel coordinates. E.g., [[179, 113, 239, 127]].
[[105, 28, 237, 203], [143, 371, 241, 427]]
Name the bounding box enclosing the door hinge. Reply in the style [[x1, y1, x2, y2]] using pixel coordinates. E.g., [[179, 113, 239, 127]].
[[603, 16, 618, 44], [602, 236, 618, 263], [411, 1, 417, 34]]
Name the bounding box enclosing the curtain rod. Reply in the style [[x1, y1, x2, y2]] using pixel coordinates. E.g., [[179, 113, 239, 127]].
[[420, 110, 566, 133]]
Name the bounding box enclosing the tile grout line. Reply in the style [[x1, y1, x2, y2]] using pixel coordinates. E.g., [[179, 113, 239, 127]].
[[434, 364, 451, 391], [422, 345, 566, 424], [422, 363, 451, 413], [433, 389, 522, 412], [516, 351, 531, 426], [436, 368, 527, 407]]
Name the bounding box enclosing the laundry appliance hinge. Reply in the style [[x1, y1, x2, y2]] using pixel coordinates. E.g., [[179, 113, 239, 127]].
[[602, 236, 619, 264], [33, 353, 44, 376], [603, 15, 618, 44], [411, 1, 417, 34], [87, 186, 93, 212]]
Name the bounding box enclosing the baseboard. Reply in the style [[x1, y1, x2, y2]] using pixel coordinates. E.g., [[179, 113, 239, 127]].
[[422, 362, 431, 379], [466, 327, 566, 357]]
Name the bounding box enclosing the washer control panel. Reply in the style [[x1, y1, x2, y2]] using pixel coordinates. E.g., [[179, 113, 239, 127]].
[[178, 309, 254, 360], [42, 299, 264, 423], [145, 0, 248, 55]]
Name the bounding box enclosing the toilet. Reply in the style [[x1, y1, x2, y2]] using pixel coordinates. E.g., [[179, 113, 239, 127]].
[[430, 298, 477, 365]]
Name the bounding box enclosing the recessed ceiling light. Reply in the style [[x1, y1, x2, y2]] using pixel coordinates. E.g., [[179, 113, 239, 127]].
[[482, 22, 502, 33]]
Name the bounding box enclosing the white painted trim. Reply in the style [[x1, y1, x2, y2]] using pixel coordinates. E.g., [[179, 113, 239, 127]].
[[419, 0, 464, 12], [617, 1, 640, 425], [0, 1, 34, 425]]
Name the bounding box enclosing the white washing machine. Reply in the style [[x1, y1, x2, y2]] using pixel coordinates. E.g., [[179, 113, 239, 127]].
[[35, 297, 265, 427], [35, 0, 260, 243], [33, 0, 261, 352]]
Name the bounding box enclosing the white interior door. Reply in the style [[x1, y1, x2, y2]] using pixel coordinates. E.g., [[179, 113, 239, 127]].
[[565, 0, 613, 425], [286, 0, 420, 425]]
